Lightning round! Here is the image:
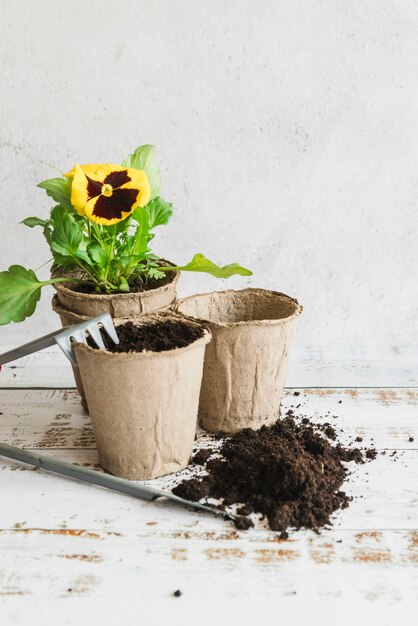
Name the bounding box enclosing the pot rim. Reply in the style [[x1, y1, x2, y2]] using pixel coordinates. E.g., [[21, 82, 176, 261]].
[[51, 294, 176, 321], [73, 313, 211, 361], [176, 287, 303, 328], [52, 259, 180, 303]]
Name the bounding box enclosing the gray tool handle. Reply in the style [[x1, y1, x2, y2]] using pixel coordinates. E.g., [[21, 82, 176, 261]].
[[0, 442, 233, 521], [0, 331, 60, 365], [0, 442, 161, 501]]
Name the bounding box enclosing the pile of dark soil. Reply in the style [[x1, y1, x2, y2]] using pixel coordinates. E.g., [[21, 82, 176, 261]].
[[173, 414, 376, 532], [90, 319, 204, 353], [74, 271, 175, 294]]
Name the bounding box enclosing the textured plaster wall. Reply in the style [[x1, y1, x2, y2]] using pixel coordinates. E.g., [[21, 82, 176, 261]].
[[0, 0, 417, 347]]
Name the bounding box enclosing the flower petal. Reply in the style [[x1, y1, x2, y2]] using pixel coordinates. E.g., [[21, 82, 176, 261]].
[[94, 164, 126, 181], [103, 169, 131, 188], [84, 188, 140, 225], [68, 163, 150, 222], [65, 164, 102, 178], [119, 168, 150, 208], [71, 164, 95, 216]]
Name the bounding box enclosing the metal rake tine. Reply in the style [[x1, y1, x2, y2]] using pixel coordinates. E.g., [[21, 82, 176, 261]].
[[87, 323, 106, 350], [70, 329, 89, 345], [99, 314, 120, 345], [55, 328, 88, 365], [0, 314, 119, 369], [54, 333, 77, 364]]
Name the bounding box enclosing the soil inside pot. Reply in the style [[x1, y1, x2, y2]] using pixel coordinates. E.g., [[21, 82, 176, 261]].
[[90, 319, 205, 353], [72, 270, 175, 294], [173, 412, 377, 532]]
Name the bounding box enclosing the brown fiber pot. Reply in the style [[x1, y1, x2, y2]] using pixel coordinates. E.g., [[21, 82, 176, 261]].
[[51, 264, 179, 409], [52, 263, 179, 318], [176, 288, 302, 434], [52, 297, 177, 410], [73, 314, 211, 480]]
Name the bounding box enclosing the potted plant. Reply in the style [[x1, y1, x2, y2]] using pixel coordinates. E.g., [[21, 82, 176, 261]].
[[0, 145, 251, 406], [0, 144, 251, 326]]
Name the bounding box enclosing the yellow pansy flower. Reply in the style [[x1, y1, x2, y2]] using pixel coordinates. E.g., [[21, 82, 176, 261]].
[[66, 163, 150, 225]]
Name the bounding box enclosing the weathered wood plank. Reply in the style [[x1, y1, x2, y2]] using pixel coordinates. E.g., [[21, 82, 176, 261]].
[[0, 389, 94, 449], [0, 349, 75, 388], [0, 388, 416, 532], [0, 367, 417, 622], [0, 388, 416, 450], [1, 345, 417, 389], [1, 448, 416, 532], [0, 529, 416, 625]]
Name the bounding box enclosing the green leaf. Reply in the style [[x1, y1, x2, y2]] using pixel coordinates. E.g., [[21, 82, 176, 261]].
[[147, 266, 165, 280], [21, 216, 49, 228], [87, 242, 108, 267], [49, 206, 82, 257], [51, 255, 78, 271], [131, 206, 145, 226], [74, 249, 92, 265], [131, 207, 151, 257], [122, 145, 160, 201], [117, 276, 130, 292], [43, 223, 53, 246], [37, 177, 73, 211], [146, 197, 173, 229], [162, 253, 253, 279], [0, 265, 44, 324]]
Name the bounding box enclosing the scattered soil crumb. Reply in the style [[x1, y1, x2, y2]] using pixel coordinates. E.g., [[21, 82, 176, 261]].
[[173, 414, 374, 532], [233, 516, 254, 530], [409, 437, 414, 443], [173, 590, 182, 597], [355, 436, 363, 442], [237, 503, 253, 516], [193, 449, 214, 465], [324, 425, 337, 440]]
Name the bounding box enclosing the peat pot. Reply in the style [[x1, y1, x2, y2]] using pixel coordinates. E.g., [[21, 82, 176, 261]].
[[52, 264, 179, 318], [73, 314, 211, 480], [51, 264, 179, 409], [176, 288, 302, 434]]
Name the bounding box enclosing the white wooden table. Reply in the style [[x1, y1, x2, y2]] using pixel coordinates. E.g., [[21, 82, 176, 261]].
[[0, 346, 417, 625]]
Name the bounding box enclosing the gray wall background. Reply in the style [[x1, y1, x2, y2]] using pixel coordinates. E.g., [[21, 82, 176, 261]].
[[1, 0, 417, 346]]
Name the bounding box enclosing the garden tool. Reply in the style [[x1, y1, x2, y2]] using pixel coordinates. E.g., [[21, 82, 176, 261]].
[[0, 312, 119, 368], [0, 314, 243, 526], [0, 442, 239, 524]]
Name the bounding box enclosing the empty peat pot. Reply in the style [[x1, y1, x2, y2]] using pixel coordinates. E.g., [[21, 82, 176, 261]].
[[176, 288, 302, 434], [73, 314, 211, 480]]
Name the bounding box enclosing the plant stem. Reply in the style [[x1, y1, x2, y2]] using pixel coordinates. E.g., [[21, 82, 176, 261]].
[[35, 257, 54, 272], [71, 256, 100, 284], [153, 266, 174, 273], [42, 277, 85, 287]]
